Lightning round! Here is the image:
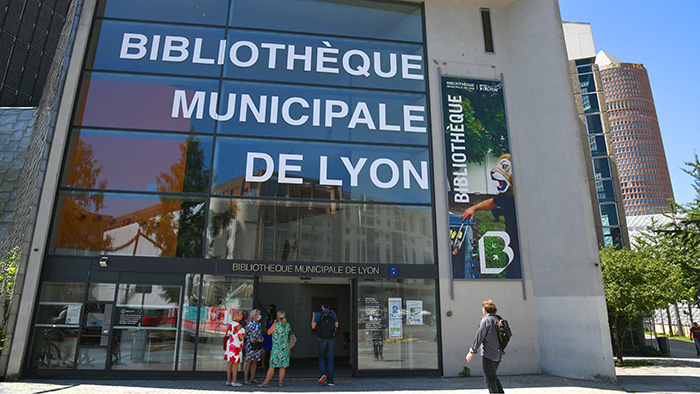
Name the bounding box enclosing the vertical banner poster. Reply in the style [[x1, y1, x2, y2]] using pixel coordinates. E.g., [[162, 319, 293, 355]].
[[442, 76, 522, 280]]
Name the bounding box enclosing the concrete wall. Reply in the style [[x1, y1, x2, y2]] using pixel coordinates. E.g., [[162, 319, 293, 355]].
[[562, 22, 596, 60], [426, 0, 615, 381]]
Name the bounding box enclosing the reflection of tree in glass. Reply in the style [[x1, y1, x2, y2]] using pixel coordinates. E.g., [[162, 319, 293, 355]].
[[447, 86, 508, 164], [208, 203, 237, 258], [141, 136, 208, 257], [56, 139, 111, 252]]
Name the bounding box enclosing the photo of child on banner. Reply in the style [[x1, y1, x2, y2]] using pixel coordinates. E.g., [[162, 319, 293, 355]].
[[443, 76, 522, 280]]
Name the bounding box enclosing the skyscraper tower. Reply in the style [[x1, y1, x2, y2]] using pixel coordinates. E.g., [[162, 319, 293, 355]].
[[597, 51, 675, 216]]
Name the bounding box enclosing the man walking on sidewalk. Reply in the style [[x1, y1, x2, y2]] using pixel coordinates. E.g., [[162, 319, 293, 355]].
[[691, 322, 700, 356], [466, 299, 505, 393], [312, 300, 338, 386]]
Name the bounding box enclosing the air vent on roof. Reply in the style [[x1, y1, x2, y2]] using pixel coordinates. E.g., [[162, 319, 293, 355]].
[[481, 8, 494, 53]]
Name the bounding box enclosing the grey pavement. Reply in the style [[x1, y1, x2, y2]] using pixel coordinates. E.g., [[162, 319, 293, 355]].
[[2, 339, 699, 394]]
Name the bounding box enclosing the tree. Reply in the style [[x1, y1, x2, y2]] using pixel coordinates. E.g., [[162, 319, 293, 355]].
[[599, 246, 683, 365], [639, 154, 700, 311], [0, 247, 20, 351]]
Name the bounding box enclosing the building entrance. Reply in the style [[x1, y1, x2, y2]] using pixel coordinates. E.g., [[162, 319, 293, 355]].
[[256, 277, 352, 378]]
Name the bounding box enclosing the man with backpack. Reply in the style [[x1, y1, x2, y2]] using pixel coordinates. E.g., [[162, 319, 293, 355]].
[[466, 299, 510, 393], [311, 300, 338, 386]]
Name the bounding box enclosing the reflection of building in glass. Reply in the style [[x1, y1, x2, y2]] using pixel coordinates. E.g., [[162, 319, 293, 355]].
[[213, 171, 346, 200], [564, 22, 629, 248], [208, 197, 433, 264]]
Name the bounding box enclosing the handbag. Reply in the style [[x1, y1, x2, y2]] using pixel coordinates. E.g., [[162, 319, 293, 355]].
[[251, 339, 263, 350], [288, 329, 297, 354]]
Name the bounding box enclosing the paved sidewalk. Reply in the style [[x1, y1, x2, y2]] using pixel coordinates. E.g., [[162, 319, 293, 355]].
[[615, 338, 700, 394], [2, 339, 699, 394], [0, 375, 624, 394]]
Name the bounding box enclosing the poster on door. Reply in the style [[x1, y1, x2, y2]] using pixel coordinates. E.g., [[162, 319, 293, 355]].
[[406, 300, 423, 325]]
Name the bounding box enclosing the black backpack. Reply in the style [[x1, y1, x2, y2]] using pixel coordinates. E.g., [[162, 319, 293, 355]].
[[316, 311, 336, 339], [495, 315, 512, 351]]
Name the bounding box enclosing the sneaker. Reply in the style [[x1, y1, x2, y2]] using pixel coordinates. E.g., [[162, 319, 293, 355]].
[[318, 375, 327, 384], [225, 381, 231, 386], [231, 382, 243, 387], [327, 383, 335, 386]]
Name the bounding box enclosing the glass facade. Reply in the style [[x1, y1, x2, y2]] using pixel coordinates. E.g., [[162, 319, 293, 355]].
[[575, 59, 623, 248], [30, 0, 439, 377]]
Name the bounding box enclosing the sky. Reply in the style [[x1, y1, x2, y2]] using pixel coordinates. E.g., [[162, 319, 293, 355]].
[[559, 0, 700, 206]]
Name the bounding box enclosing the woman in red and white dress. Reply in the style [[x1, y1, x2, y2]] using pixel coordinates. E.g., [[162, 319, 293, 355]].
[[224, 309, 246, 387]]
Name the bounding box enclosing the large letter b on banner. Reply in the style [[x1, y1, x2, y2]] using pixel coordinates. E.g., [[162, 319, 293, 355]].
[[478, 231, 514, 275]]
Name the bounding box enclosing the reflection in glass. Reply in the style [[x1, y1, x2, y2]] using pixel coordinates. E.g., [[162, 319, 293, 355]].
[[596, 180, 616, 203], [207, 198, 434, 264], [196, 276, 253, 371], [357, 279, 438, 370], [31, 282, 85, 369], [87, 20, 227, 77], [63, 130, 212, 193], [583, 93, 600, 114], [593, 158, 611, 179], [51, 192, 206, 257], [213, 137, 430, 203], [98, 0, 230, 26], [76, 347, 107, 370], [231, 0, 423, 43], [112, 284, 181, 370], [220, 29, 425, 92], [603, 227, 623, 248], [600, 204, 620, 227], [578, 73, 595, 94], [87, 283, 116, 302], [586, 114, 603, 134], [588, 135, 607, 156], [178, 274, 201, 370], [73, 72, 218, 134], [215, 81, 428, 144]]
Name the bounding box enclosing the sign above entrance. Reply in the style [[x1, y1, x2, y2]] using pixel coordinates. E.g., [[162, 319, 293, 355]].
[[231, 262, 381, 277]]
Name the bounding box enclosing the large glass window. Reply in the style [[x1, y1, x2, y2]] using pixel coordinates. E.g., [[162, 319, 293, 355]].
[[62, 130, 212, 193], [87, 20, 227, 76], [30, 282, 84, 369], [195, 275, 253, 371], [357, 279, 438, 370], [213, 137, 430, 203], [230, 0, 423, 42], [50, 192, 206, 257], [207, 198, 434, 264], [97, 0, 230, 26], [215, 81, 428, 144], [73, 72, 218, 133], [111, 284, 181, 370]]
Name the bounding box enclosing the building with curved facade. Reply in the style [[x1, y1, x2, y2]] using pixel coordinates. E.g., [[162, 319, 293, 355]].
[[597, 52, 674, 216]]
